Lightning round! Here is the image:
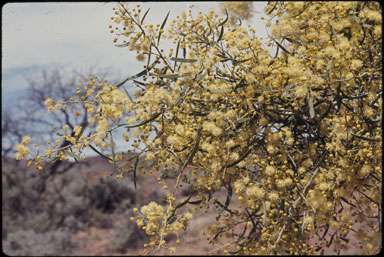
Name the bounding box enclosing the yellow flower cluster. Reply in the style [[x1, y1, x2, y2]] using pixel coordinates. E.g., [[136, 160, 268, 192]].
[[130, 200, 193, 254], [220, 1, 254, 26], [15, 136, 31, 160]]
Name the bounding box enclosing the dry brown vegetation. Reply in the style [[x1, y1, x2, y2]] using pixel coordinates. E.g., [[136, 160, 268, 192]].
[[3, 156, 376, 255]]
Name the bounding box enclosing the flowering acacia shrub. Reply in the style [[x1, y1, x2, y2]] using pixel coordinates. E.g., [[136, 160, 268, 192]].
[[16, 1, 382, 255]]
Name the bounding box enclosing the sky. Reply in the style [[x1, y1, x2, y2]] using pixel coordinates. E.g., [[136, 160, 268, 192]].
[[2, 2, 269, 93], [1, 2, 269, 155], [2, 2, 135, 93]]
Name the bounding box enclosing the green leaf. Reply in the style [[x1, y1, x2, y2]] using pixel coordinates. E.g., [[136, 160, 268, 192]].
[[146, 44, 152, 71], [109, 132, 118, 176], [166, 194, 193, 224], [217, 53, 228, 59], [114, 42, 129, 47], [173, 90, 185, 106], [330, 24, 339, 43], [170, 57, 198, 63], [133, 156, 139, 189], [267, 2, 278, 14], [245, 208, 255, 225], [88, 144, 112, 161], [63, 150, 80, 161], [175, 194, 192, 209], [121, 85, 135, 103], [208, 89, 231, 94], [274, 40, 292, 55], [351, 133, 379, 142], [340, 237, 349, 243], [175, 39, 181, 57], [262, 199, 267, 226], [220, 182, 232, 214], [167, 215, 177, 224], [195, 70, 206, 82], [219, 8, 229, 26], [173, 39, 181, 70], [125, 112, 161, 129], [219, 57, 232, 63], [141, 8, 150, 24], [180, 129, 201, 171], [187, 199, 203, 205], [158, 11, 170, 45], [284, 83, 295, 90], [217, 25, 224, 42], [234, 58, 251, 64], [206, 20, 213, 40], [182, 37, 186, 58], [214, 199, 235, 215], [212, 227, 224, 240], [235, 117, 249, 124], [115, 60, 157, 88], [160, 11, 170, 30], [320, 224, 330, 240], [158, 73, 180, 79], [115, 70, 147, 88], [133, 80, 146, 87], [285, 37, 301, 45], [204, 22, 212, 38], [353, 15, 362, 24]]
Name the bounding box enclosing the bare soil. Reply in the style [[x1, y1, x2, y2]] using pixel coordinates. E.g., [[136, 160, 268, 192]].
[[5, 156, 378, 255]]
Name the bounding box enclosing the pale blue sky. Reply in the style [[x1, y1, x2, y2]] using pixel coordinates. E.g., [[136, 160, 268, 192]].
[[2, 2, 136, 93], [2, 2, 268, 93]]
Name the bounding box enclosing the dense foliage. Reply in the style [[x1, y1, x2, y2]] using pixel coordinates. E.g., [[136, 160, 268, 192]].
[[16, 1, 382, 255]]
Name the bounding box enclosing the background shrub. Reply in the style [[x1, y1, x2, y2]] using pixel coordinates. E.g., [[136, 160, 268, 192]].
[[110, 210, 147, 253], [87, 176, 136, 213], [3, 229, 78, 256]]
